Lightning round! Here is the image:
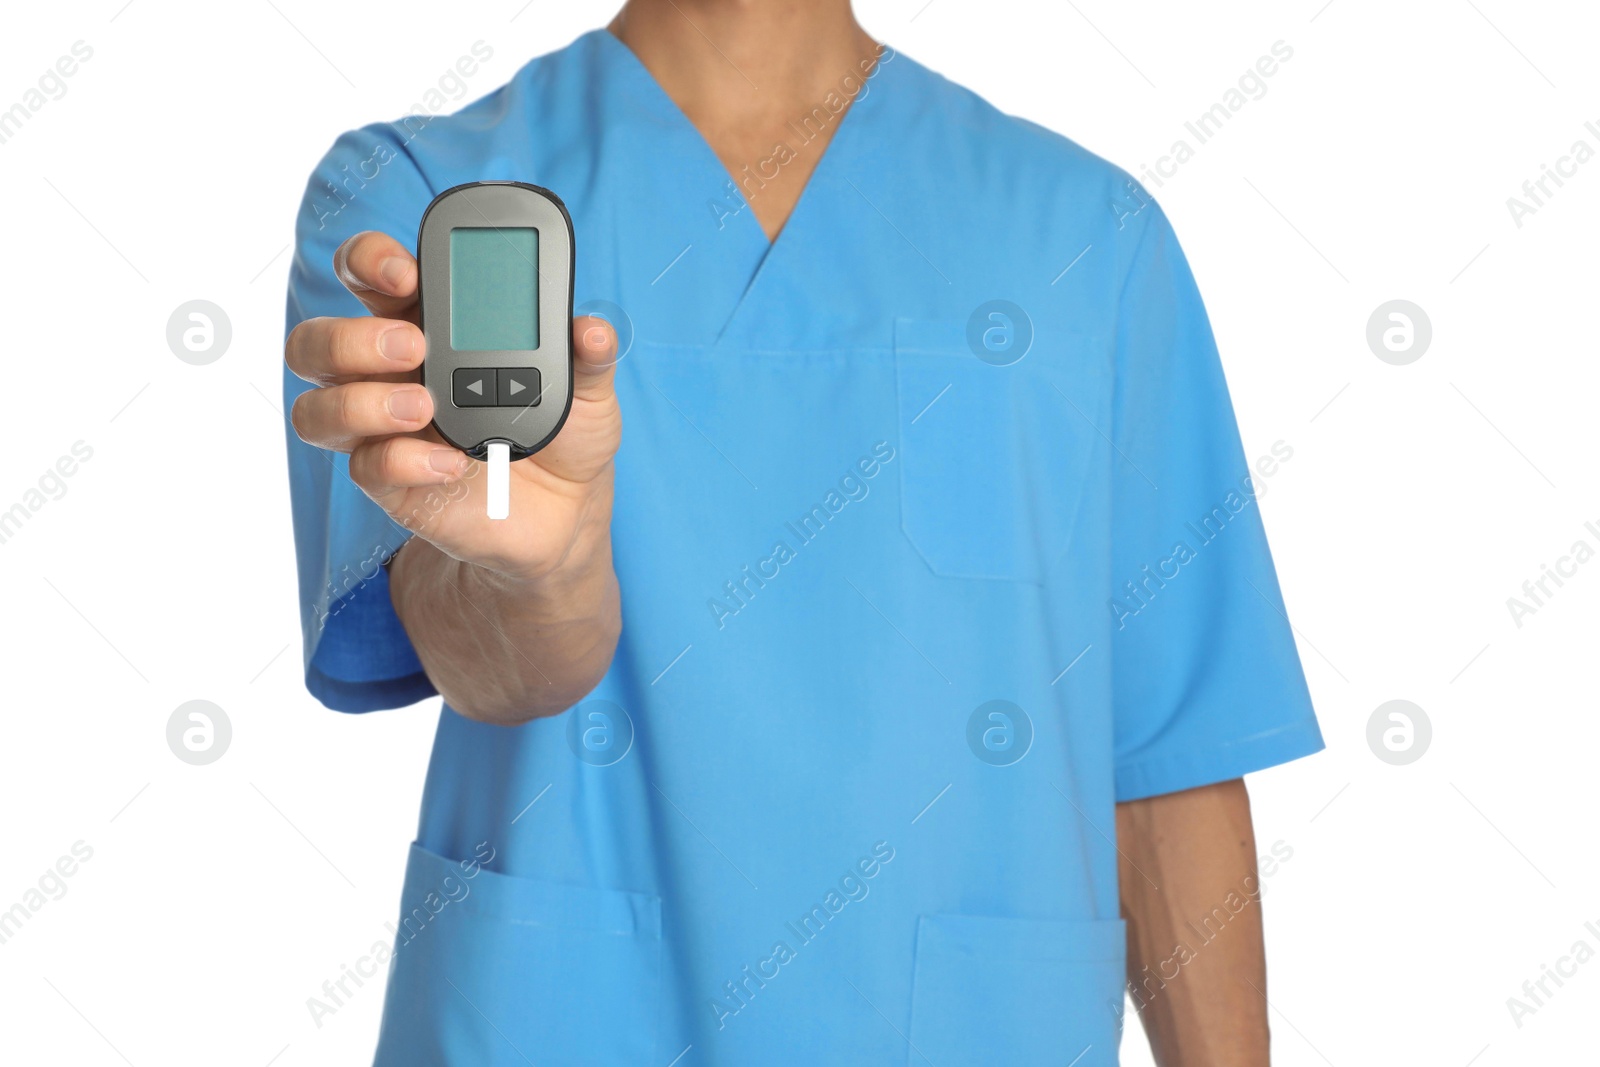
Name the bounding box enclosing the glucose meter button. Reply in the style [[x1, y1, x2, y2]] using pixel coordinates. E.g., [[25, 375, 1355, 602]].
[[497, 368, 541, 407], [452, 369, 497, 408]]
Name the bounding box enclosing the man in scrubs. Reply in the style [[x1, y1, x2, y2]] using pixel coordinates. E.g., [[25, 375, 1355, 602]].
[[283, 2, 1323, 1064]]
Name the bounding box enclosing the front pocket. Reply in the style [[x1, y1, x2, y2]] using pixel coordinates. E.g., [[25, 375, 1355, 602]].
[[373, 842, 662, 1067], [907, 914, 1126, 1067], [894, 319, 1103, 583]]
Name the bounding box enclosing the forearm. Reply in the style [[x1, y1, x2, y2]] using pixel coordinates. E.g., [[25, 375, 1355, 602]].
[[1116, 779, 1271, 1066], [388, 494, 621, 725]]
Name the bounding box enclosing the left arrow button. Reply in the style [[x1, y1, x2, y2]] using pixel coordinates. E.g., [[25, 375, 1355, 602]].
[[452, 368, 497, 407]]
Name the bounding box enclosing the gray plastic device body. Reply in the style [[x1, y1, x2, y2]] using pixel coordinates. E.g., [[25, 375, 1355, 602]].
[[417, 181, 575, 460]]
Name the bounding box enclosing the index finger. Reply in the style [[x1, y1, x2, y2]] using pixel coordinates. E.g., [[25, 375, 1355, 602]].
[[333, 231, 420, 324]]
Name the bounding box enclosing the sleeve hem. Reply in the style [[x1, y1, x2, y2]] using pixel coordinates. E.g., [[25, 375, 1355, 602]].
[[306, 663, 437, 714], [1114, 717, 1325, 803]]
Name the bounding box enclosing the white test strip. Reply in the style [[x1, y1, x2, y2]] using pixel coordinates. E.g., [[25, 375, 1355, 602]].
[[486, 441, 510, 520]]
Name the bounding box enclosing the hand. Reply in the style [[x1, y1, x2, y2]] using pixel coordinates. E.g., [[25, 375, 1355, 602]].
[[285, 230, 621, 582]]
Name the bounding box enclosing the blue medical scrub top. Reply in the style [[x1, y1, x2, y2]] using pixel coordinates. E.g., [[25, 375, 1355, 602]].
[[284, 29, 1323, 1067]]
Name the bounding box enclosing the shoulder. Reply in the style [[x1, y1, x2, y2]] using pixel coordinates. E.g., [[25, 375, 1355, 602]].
[[293, 33, 598, 247], [882, 48, 1170, 283], [887, 50, 1143, 212]]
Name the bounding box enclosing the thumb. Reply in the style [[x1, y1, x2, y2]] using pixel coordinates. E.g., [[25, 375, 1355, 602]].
[[571, 316, 619, 403]]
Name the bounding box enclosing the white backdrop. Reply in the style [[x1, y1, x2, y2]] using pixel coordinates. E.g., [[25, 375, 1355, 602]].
[[1, 1, 1595, 1064]]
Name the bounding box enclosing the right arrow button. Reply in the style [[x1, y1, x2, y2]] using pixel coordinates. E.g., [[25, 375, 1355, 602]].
[[497, 368, 541, 407]]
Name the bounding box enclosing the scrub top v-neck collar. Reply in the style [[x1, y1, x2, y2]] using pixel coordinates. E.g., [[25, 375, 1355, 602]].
[[592, 28, 889, 344]]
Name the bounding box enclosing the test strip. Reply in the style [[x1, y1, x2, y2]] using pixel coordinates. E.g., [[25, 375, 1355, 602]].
[[487, 441, 510, 520]]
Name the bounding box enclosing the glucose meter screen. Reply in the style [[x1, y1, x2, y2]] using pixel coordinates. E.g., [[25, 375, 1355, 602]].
[[450, 227, 539, 351]]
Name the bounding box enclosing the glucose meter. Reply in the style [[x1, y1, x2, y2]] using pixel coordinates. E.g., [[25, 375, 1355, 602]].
[[416, 181, 575, 519]]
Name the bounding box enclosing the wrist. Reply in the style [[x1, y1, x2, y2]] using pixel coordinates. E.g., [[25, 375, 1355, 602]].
[[476, 531, 616, 621], [500, 464, 616, 586]]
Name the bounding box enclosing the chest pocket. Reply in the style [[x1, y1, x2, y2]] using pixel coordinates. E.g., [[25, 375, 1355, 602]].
[[893, 319, 1105, 584]]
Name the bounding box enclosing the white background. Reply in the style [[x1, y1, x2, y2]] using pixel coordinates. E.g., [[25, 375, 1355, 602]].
[[1, 1, 1595, 1064]]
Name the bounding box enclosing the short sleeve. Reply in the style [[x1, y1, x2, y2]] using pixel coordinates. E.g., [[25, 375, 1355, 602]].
[[284, 125, 438, 712], [1108, 204, 1323, 802]]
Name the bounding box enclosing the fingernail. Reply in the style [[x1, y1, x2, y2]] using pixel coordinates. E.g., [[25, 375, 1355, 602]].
[[379, 257, 412, 291], [378, 327, 416, 363], [388, 388, 427, 422], [428, 449, 469, 475]]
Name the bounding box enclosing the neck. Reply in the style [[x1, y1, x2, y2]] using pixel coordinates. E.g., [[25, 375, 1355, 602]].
[[608, 0, 877, 121], [607, 0, 881, 240]]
